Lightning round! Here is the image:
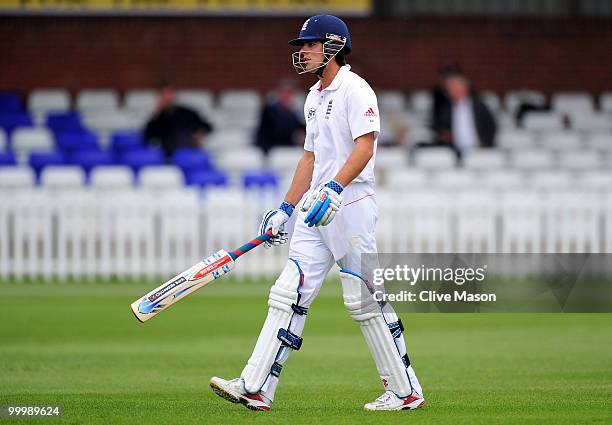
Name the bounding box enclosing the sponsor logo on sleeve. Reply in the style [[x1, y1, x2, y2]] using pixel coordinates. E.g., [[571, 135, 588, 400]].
[[364, 107, 378, 117]]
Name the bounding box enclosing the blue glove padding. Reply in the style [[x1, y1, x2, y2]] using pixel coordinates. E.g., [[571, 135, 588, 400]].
[[301, 181, 343, 228]]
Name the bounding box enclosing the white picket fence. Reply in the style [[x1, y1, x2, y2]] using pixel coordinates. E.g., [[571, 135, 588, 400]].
[[1, 186, 611, 280]]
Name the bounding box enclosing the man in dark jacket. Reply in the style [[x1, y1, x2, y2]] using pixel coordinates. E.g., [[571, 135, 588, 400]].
[[144, 83, 213, 160], [431, 66, 496, 156], [255, 80, 305, 156]]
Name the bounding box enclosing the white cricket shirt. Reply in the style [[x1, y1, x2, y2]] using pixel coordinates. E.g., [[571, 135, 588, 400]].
[[303, 65, 380, 194]]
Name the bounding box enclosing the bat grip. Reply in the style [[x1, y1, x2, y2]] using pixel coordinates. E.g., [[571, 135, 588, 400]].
[[229, 230, 274, 260]]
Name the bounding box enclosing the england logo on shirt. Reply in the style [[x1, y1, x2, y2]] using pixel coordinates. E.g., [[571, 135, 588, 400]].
[[325, 100, 333, 119]]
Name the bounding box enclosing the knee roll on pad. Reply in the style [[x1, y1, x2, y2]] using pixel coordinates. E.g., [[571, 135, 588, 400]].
[[242, 259, 306, 394], [340, 270, 413, 397], [269, 285, 298, 313], [268, 258, 302, 310], [340, 271, 379, 322]]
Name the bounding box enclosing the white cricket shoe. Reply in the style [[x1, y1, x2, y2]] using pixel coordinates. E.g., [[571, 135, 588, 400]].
[[209, 376, 271, 411], [364, 390, 426, 411]]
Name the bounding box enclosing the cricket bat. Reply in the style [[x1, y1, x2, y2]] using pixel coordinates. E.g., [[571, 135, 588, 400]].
[[130, 230, 273, 322]]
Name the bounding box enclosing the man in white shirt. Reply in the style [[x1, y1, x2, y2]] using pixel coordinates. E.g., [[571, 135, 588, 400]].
[[452, 96, 479, 152], [210, 15, 425, 412]]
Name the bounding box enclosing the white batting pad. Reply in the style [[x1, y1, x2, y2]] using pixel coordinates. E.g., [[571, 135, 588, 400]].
[[340, 270, 413, 397], [241, 260, 305, 395]]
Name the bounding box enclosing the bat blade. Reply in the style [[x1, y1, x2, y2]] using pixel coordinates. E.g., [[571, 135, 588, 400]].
[[130, 250, 234, 322]]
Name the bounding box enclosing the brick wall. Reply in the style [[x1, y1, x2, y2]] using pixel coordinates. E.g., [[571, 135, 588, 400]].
[[0, 16, 610, 97]]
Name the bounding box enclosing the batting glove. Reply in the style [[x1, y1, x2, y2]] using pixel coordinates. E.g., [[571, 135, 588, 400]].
[[301, 180, 343, 228], [259, 201, 295, 248]]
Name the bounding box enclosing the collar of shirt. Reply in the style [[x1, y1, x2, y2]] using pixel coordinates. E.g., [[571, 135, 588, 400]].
[[309, 65, 351, 92]]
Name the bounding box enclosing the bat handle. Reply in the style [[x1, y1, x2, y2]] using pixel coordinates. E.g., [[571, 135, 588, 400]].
[[229, 230, 274, 260]]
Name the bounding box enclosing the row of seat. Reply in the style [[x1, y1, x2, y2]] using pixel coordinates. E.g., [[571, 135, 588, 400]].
[[3, 89, 612, 116], [1, 120, 611, 158], [0, 90, 269, 142], [2, 165, 611, 192], [380, 90, 612, 116], [377, 147, 610, 171], [1, 137, 611, 180], [0, 165, 279, 190], [267, 144, 612, 173], [1, 110, 609, 157], [0, 89, 261, 116], [0, 121, 233, 184], [496, 130, 612, 150], [392, 108, 611, 136], [383, 169, 612, 191], [2, 91, 611, 153], [0, 108, 261, 137]]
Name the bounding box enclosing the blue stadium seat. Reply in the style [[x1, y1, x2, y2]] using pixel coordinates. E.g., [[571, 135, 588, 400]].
[[55, 130, 99, 155], [120, 148, 165, 173], [46, 111, 84, 134], [111, 131, 144, 157], [242, 170, 279, 189], [0, 151, 16, 166], [0, 113, 33, 136], [186, 169, 228, 188], [71, 150, 115, 174], [173, 148, 213, 173], [0, 92, 23, 113], [29, 151, 66, 178]]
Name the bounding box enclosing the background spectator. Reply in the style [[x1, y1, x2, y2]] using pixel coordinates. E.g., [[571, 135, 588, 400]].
[[431, 65, 497, 156], [255, 79, 305, 156], [144, 82, 213, 160], [378, 113, 408, 146]]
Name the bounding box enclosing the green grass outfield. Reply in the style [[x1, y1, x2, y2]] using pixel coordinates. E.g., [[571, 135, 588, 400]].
[[1, 278, 611, 425]]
